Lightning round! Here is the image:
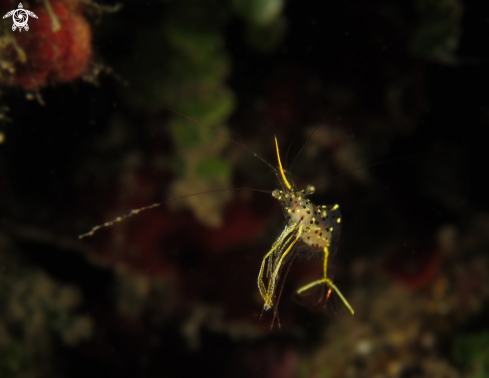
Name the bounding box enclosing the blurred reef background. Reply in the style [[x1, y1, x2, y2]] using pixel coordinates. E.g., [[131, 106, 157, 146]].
[[1, 0, 489, 377]]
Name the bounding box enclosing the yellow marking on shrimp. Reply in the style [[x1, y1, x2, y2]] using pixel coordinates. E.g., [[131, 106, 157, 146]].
[[333, 204, 339, 210], [275, 137, 292, 191], [337, 218, 341, 223]]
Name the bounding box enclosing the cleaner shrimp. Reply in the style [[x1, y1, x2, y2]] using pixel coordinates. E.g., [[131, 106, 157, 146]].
[[78, 110, 356, 321]]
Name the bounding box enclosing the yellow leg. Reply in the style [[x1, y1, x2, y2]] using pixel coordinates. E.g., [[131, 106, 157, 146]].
[[263, 225, 303, 310], [296, 245, 354, 315], [258, 247, 277, 301], [257, 224, 297, 305]]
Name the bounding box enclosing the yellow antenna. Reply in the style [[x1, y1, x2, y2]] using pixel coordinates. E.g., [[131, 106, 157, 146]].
[[275, 137, 292, 191]]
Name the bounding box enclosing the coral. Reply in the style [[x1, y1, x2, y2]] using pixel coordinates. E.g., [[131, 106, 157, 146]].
[[452, 331, 489, 378], [0, 0, 92, 90], [0, 233, 92, 378], [162, 5, 236, 228]]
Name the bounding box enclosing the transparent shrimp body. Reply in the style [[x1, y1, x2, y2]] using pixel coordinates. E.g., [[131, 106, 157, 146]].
[[257, 138, 354, 315]]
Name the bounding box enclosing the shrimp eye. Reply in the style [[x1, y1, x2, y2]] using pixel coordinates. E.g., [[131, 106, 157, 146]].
[[306, 185, 315, 194], [272, 189, 281, 198]]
